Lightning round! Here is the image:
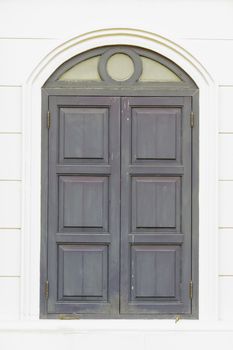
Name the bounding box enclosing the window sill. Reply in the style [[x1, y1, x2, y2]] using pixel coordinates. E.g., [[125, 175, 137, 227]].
[[0, 320, 233, 333]]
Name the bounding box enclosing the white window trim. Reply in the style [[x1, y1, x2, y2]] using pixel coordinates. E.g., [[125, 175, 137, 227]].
[[20, 28, 219, 323]]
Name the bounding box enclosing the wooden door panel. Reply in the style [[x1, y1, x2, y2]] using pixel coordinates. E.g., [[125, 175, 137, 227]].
[[58, 245, 108, 301], [47, 96, 120, 316], [132, 176, 180, 232], [59, 176, 109, 232], [59, 107, 108, 163], [131, 107, 181, 164], [120, 96, 192, 315], [131, 245, 180, 300]]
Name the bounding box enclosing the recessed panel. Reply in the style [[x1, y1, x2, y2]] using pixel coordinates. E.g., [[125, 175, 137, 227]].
[[58, 245, 108, 301], [59, 176, 108, 232], [59, 107, 108, 163], [132, 177, 180, 232], [131, 245, 180, 301], [132, 108, 181, 163]]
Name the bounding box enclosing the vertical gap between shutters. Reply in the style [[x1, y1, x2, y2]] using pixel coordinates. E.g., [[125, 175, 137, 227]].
[[119, 96, 122, 315]]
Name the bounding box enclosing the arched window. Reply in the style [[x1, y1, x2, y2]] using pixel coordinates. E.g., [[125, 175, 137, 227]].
[[45, 46, 195, 86], [41, 46, 198, 319]]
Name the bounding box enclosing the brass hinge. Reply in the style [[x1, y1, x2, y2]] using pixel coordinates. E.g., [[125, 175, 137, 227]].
[[59, 314, 80, 320], [190, 111, 194, 128], [189, 280, 193, 300], [45, 280, 49, 300], [47, 110, 51, 129]]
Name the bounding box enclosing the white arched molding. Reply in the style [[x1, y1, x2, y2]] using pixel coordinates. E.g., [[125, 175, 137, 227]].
[[21, 28, 218, 323]]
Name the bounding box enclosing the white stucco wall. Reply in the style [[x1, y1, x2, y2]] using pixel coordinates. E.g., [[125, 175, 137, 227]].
[[0, 0, 233, 348]]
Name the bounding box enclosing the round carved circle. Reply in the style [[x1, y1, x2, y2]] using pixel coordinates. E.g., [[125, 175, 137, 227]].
[[107, 54, 134, 81], [98, 48, 142, 83]]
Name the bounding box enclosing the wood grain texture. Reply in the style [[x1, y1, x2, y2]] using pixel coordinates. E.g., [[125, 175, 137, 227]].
[[47, 96, 120, 315], [120, 96, 192, 315], [41, 93, 195, 318]]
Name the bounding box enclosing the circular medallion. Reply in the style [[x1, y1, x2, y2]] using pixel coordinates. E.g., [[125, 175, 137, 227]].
[[98, 48, 142, 83], [107, 53, 134, 81]]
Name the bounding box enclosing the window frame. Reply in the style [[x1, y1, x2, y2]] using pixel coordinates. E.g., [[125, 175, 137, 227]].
[[40, 45, 199, 319]]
